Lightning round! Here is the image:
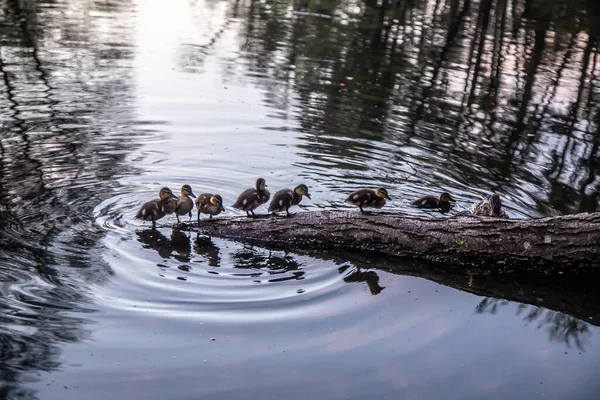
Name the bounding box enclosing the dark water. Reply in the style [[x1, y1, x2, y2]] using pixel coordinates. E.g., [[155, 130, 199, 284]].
[[1, 0, 600, 399]]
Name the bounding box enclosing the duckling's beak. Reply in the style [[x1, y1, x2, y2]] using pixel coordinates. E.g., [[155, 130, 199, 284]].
[[305, 193, 311, 199], [189, 191, 196, 198], [386, 195, 391, 200], [221, 205, 226, 212], [449, 196, 455, 202]]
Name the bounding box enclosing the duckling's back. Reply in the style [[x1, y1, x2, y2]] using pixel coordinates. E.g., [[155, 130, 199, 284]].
[[233, 188, 259, 210], [136, 199, 164, 221], [268, 189, 294, 212]]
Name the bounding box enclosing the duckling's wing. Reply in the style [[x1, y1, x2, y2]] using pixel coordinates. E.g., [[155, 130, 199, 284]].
[[413, 195, 439, 208], [345, 191, 357, 203], [412, 196, 428, 207], [195, 193, 213, 207], [346, 189, 369, 203], [268, 191, 282, 211], [268, 189, 292, 211], [162, 198, 177, 214], [233, 188, 258, 209], [136, 199, 159, 220]]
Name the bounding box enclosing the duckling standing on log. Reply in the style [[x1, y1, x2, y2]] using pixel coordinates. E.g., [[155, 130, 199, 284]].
[[345, 187, 391, 213], [135, 187, 178, 228], [232, 178, 270, 217], [268, 184, 311, 217], [471, 193, 509, 218], [412, 192, 454, 212], [175, 184, 196, 223], [196, 193, 226, 222]]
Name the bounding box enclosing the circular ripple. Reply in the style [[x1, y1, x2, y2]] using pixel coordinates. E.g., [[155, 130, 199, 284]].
[[93, 228, 360, 324]]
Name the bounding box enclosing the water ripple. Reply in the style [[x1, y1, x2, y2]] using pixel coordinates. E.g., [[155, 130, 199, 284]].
[[94, 226, 359, 324]]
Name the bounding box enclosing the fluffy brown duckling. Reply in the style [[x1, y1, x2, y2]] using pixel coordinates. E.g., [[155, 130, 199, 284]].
[[175, 184, 196, 223], [268, 184, 311, 217], [196, 193, 225, 222], [345, 187, 390, 213], [412, 192, 454, 212], [135, 187, 177, 228], [471, 193, 509, 218], [232, 178, 270, 217]]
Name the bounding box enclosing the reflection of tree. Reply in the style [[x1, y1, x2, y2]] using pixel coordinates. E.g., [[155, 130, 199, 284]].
[[475, 297, 592, 351], [0, 0, 139, 398], [0, 0, 140, 206], [232, 246, 305, 282], [206, 0, 600, 214]]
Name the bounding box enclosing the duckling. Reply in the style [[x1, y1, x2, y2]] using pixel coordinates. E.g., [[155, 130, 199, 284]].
[[175, 184, 196, 223], [196, 193, 225, 221], [135, 187, 178, 228], [471, 193, 509, 218], [412, 192, 454, 212], [162, 196, 178, 215], [232, 178, 270, 217], [268, 184, 311, 217], [345, 187, 390, 213]]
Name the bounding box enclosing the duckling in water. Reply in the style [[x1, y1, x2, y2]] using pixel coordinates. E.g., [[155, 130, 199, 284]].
[[268, 184, 311, 217], [471, 193, 509, 218], [175, 184, 196, 223], [232, 178, 270, 217], [412, 192, 454, 212], [135, 187, 178, 228], [196, 193, 225, 222], [345, 187, 390, 213]]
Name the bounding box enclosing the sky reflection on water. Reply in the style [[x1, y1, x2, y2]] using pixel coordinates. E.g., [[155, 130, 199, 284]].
[[1, 0, 600, 399]]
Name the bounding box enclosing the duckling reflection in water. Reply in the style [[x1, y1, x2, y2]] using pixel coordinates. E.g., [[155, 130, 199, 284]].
[[175, 184, 196, 223], [345, 187, 390, 213], [412, 192, 455, 213], [268, 184, 311, 217], [471, 193, 509, 218], [136, 228, 192, 260], [135, 187, 178, 229], [194, 234, 221, 267], [170, 229, 192, 261], [136, 229, 174, 258], [232, 178, 270, 217], [196, 193, 226, 222], [233, 247, 301, 271], [338, 265, 384, 295]]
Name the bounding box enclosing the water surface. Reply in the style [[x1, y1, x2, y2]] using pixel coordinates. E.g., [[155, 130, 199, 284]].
[[1, 0, 600, 399]]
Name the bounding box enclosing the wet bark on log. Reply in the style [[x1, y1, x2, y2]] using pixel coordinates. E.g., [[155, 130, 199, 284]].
[[176, 210, 600, 271]]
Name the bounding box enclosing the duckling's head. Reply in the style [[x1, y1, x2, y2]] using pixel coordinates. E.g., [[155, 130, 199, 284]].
[[489, 193, 503, 213], [294, 184, 311, 199], [181, 184, 196, 198], [256, 178, 268, 190], [440, 192, 454, 203], [211, 194, 226, 212], [159, 187, 175, 200], [376, 188, 391, 200]]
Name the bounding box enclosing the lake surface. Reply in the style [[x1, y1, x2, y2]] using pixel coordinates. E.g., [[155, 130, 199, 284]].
[[1, 0, 600, 399]]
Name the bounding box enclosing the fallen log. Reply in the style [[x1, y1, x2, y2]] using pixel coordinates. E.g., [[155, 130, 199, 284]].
[[175, 210, 600, 271]]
